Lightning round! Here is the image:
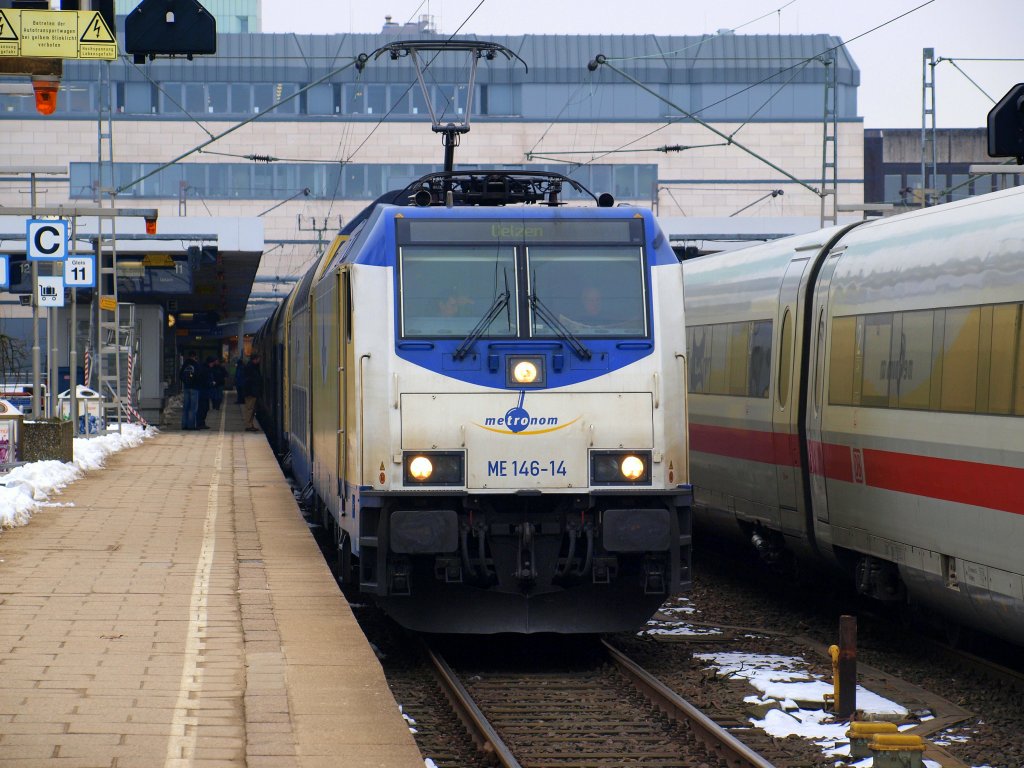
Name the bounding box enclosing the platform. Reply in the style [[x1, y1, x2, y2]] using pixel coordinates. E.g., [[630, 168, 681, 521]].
[[0, 403, 423, 767]]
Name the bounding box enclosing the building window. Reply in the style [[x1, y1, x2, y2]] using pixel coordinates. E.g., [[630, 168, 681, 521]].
[[69, 162, 657, 201]]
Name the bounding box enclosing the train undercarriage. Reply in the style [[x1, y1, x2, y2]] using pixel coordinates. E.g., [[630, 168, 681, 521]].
[[325, 492, 691, 634]]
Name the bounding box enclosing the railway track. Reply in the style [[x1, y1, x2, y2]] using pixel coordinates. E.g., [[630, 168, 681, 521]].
[[426, 639, 774, 768]]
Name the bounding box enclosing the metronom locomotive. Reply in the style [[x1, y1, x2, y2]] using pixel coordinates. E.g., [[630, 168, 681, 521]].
[[255, 169, 692, 633], [683, 185, 1024, 645]]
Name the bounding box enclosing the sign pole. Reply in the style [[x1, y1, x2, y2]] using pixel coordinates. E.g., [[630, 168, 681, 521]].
[[69, 217, 78, 434], [47, 296, 53, 417], [30, 172, 41, 419], [48, 260, 61, 417]]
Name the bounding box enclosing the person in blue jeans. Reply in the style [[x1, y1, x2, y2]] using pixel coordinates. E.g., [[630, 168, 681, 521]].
[[179, 351, 200, 430]]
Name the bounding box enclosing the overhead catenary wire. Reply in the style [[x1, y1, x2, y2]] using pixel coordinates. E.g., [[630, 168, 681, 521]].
[[601, 1, 801, 63], [525, 143, 729, 164], [531, 56, 809, 164], [125, 56, 215, 140], [115, 58, 362, 195], [196, 149, 346, 164], [578, 1, 938, 182], [524, 2, 803, 163]]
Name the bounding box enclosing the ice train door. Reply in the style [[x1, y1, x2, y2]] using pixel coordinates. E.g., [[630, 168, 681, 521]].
[[772, 256, 810, 537]]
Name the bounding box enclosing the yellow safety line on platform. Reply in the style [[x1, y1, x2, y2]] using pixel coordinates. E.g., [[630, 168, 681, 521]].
[[165, 405, 227, 767]]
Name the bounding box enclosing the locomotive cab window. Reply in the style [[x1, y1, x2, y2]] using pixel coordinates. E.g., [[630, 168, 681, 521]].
[[527, 246, 648, 338], [399, 245, 518, 338], [397, 217, 647, 341]]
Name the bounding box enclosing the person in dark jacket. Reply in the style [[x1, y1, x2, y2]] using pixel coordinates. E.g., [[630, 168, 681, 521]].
[[210, 358, 227, 410], [179, 351, 200, 430], [234, 357, 246, 404], [196, 356, 217, 429], [242, 353, 262, 432]]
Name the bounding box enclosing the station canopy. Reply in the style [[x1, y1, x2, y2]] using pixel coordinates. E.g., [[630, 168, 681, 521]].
[[0, 215, 263, 321]]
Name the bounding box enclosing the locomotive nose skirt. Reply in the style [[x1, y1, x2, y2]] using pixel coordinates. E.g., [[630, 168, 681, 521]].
[[390, 509, 459, 554], [602, 508, 671, 552]]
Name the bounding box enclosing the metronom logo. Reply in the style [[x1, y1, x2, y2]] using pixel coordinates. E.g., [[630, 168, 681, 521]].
[[475, 391, 579, 435]]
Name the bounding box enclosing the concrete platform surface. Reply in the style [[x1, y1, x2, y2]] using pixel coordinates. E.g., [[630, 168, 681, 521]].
[[0, 404, 424, 768]]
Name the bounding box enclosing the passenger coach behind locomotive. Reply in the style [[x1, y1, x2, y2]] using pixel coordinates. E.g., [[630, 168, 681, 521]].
[[683, 186, 1024, 646], [262, 170, 692, 633]]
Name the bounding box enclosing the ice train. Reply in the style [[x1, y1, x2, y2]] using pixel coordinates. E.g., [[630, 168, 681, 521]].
[[683, 186, 1024, 645]]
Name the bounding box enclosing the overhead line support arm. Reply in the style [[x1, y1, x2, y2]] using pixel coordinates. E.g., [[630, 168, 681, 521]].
[[587, 54, 821, 197]]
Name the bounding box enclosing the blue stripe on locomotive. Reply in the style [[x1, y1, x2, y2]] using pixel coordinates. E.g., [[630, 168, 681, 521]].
[[346, 206, 676, 389]]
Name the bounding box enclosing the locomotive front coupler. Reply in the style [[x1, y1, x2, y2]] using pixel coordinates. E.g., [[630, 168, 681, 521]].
[[514, 521, 537, 585]]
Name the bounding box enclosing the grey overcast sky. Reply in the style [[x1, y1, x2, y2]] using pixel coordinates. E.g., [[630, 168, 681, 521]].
[[260, 0, 1022, 130]]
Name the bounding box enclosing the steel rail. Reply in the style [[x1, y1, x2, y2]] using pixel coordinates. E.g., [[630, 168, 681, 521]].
[[602, 639, 776, 768], [425, 646, 522, 768]]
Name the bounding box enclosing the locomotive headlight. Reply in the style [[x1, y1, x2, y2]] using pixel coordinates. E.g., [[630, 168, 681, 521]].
[[513, 360, 538, 384], [506, 355, 546, 388], [620, 455, 645, 481], [591, 450, 652, 485], [403, 451, 465, 485], [408, 455, 433, 481]]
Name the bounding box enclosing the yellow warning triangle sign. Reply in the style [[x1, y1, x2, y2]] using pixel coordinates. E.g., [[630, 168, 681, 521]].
[[0, 10, 19, 41], [80, 11, 115, 43]]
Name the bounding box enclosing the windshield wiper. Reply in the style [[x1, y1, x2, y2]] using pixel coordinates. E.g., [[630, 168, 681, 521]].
[[529, 292, 592, 360], [453, 289, 511, 360]]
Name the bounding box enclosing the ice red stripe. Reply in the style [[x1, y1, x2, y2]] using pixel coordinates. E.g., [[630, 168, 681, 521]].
[[688, 423, 800, 467], [691, 422, 1024, 515]]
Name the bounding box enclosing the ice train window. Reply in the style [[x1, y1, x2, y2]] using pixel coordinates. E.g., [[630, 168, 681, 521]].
[[528, 247, 647, 338], [687, 326, 711, 394], [987, 304, 1019, 415], [708, 324, 730, 394], [939, 307, 980, 413], [399, 246, 518, 338], [828, 316, 857, 406], [748, 320, 772, 398], [861, 314, 893, 408], [896, 310, 934, 411], [725, 322, 750, 396]]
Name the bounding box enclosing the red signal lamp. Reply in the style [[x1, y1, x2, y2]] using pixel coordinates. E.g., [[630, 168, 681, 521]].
[[32, 76, 60, 116], [145, 216, 157, 235]]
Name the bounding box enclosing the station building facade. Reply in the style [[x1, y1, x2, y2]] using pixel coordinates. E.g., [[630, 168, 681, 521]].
[[864, 127, 1024, 209], [0, 27, 863, 281]]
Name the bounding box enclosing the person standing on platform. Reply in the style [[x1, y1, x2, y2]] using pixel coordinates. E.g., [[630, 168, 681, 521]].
[[196, 356, 217, 430], [242, 353, 262, 432], [234, 357, 246, 404], [211, 358, 227, 411], [179, 351, 200, 430]]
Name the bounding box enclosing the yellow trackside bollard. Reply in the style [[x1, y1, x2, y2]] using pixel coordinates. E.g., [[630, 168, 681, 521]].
[[870, 733, 925, 768], [847, 721, 899, 759]]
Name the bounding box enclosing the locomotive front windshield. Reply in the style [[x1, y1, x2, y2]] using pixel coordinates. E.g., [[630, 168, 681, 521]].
[[529, 247, 647, 337], [398, 218, 648, 340], [400, 246, 517, 338]]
